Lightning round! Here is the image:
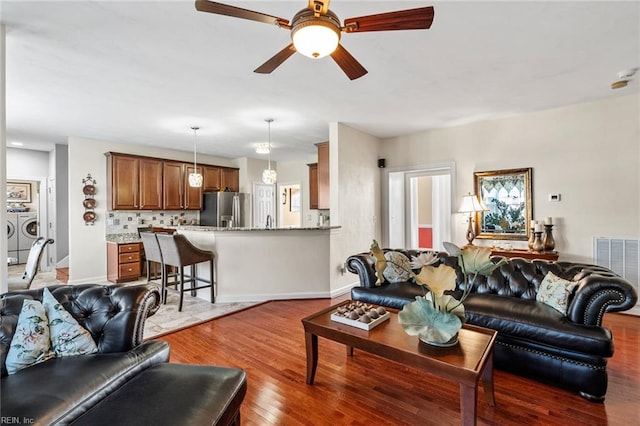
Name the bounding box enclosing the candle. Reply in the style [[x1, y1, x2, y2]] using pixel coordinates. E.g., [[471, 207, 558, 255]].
[[530, 219, 537, 229], [545, 217, 553, 225], [535, 223, 543, 232]]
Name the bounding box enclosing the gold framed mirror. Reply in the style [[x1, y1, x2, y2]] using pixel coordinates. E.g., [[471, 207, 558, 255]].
[[474, 168, 533, 240]]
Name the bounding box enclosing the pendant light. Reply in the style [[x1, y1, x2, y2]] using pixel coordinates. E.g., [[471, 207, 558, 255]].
[[262, 118, 277, 184], [188, 126, 203, 188]]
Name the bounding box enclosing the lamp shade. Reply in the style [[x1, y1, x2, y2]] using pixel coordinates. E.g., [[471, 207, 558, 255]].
[[292, 21, 340, 58], [262, 168, 277, 184], [458, 194, 487, 213], [188, 172, 203, 188]]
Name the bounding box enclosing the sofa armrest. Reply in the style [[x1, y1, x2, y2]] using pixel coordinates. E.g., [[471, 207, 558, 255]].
[[567, 273, 638, 326], [346, 253, 378, 288]]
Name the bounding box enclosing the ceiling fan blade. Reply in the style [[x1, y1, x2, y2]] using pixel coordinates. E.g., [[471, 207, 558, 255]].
[[195, 0, 289, 27], [343, 6, 434, 33], [254, 44, 297, 74], [330, 44, 367, 80]]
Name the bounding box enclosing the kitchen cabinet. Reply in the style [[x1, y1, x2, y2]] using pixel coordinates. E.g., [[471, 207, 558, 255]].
[[221, 168, 240, 192], [308, 163, 318, 209], [203, 166, 222, 192], [106, 242, 141, 283], [139, 158, 163, 210], [107, 154, 163, 210], [163, 162, 202, 210], [316, 142, 329, 209], [107, 154, 139, 210]]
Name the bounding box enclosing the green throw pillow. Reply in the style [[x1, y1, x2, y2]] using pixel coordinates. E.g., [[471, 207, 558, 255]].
[[383, 251, 412, 283], [5, 299, 55, 375], [537, 271, 578, 314], [42, 288, 98, 357]]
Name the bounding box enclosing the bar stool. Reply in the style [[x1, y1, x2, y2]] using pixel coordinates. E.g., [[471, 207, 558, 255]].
[[155, 233, 215, 312], [140, 232, 169, 303]]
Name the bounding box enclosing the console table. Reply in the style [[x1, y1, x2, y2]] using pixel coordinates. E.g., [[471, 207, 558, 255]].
[[490, 248, 559, 261]]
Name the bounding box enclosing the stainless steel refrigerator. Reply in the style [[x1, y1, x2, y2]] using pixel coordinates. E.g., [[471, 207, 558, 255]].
[[200, 192, 250, 227]]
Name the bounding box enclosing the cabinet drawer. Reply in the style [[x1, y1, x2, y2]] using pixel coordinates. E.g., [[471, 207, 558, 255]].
[[118, 243, 140, 253], [119, 252, 140, 263], [119, 262, 141, 278]]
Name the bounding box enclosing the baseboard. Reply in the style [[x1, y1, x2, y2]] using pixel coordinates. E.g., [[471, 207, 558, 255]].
[[215, 291, 333, 303], [67, 275, 109, 285], [330, 281, 358, 299]]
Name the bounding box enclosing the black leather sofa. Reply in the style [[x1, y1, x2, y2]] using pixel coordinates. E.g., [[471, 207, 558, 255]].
[[346, 249, 638, 402], [0, 284, 247, 425]]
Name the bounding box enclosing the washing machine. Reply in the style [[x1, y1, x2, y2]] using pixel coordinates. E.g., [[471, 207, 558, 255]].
[[7, 213, 18, 263], [17, 212, 38, 264]]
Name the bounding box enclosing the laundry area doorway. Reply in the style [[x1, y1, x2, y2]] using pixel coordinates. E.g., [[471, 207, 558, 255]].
[[278, 183, 302, 228]]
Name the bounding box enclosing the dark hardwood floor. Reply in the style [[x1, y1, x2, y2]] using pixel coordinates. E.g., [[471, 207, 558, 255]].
[[158, 296, 640, 425]]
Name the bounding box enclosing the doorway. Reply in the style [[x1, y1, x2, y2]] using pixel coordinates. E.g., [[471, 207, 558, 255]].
[[278, 183, 302, 228], [386, 163, 455, 251]]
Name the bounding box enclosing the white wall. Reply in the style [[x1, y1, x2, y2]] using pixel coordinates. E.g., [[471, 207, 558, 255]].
[[329, 123, 382, 294], [1, 24, 6, 291], [380, 94, 640, 263], [67, 136, 238, 283]]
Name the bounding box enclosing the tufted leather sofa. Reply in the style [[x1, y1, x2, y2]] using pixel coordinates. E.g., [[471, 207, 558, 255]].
[[346, 249, 638, 402], [0, 284, 247, 425]]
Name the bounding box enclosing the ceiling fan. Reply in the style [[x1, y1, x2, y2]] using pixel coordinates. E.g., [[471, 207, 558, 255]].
[[195, 0, 434, 80]]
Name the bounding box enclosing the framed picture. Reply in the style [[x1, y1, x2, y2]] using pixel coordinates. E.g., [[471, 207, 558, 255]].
[[474, 168, 533, 241], [7, 182, 31, 203]]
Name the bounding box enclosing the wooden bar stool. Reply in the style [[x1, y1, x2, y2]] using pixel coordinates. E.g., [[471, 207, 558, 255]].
[[155, 233, 215, 311]]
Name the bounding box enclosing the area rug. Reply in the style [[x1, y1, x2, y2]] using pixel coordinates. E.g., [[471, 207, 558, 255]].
[[13, 268, 262, 341], [144, 288, 262, 339]]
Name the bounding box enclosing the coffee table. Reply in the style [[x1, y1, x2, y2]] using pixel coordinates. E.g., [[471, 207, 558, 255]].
[[301, 300, 497, 426]]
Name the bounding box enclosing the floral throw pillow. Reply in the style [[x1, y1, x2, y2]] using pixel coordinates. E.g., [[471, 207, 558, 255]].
[[5, 299, 55, 375], [537, 271, 578, 314], [383, 251, 412, 283], [42, 288, 98, 357]]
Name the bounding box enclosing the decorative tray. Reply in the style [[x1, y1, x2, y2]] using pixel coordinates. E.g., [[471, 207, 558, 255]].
[[330, 302, 390, 331]]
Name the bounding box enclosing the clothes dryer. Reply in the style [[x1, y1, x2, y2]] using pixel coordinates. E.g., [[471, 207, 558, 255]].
[[17, 212, 38, 263], [7, 213, 18, 262]]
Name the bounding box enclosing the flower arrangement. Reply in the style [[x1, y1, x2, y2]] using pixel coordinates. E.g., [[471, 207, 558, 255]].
[[372, 241, 506, 345]]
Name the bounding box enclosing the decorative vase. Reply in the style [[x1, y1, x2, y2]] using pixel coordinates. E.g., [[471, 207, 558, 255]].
[[419, 332, 459, 347], [543, 224, 556, 252], [533, 231, 544, 253]]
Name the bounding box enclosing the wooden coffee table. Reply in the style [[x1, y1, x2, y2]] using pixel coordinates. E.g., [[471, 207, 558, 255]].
[[301, 301, 497, 426]]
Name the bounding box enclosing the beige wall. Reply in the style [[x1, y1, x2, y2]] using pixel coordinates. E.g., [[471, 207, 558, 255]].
[[380, 94, 640, 262], [330, 123, 383, 293], [418, 176, 433, 224]]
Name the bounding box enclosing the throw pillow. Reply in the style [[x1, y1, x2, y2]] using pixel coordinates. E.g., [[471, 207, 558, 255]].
[[383, 251, 412, 283], [42, 288, 98, 357], [5, 299, 55, 375], [537, 271, 578, 314]]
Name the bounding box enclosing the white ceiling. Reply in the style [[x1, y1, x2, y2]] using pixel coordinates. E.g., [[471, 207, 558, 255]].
[[3, 1, 639, 162]]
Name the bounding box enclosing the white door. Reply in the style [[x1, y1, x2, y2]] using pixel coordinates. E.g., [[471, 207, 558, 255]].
[[47, 179, 57, 269], [386, 163, 454, 251], [253, 183, 275, 228]]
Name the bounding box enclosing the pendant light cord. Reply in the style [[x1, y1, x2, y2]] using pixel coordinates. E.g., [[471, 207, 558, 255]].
[[191, 126, 199, 169], [266, 118, 273, 170]]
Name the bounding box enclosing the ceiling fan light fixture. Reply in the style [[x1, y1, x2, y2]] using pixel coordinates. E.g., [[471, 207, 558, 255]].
[[291, 9, 341, 59]]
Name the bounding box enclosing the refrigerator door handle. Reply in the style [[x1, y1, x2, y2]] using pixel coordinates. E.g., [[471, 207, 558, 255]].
[[232, 194, 240, 228]]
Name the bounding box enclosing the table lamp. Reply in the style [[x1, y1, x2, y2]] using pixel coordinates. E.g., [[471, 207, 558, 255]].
[[459, 194, 488, 246]]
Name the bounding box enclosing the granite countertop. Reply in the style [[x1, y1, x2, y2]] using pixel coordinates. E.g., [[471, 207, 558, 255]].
[[106, 233, 142, 244]]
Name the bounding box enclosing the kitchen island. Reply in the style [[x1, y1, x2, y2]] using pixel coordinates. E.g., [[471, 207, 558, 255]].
[[177, 226, 342, 303]]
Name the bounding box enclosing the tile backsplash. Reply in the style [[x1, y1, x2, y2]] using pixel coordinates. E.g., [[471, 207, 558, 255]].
[[106, 211, 199, 235]]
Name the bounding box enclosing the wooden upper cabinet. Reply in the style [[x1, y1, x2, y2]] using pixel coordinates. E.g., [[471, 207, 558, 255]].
[[163, 161, 184, 210], [221, 168, 240, 192], [139, 158, 163, 210], [308, 163, 318, 210], [203, 166, 222, 192], [184, 165, 203, 210], [108, 154, 139, 210], [316, 142, 329, 209]]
